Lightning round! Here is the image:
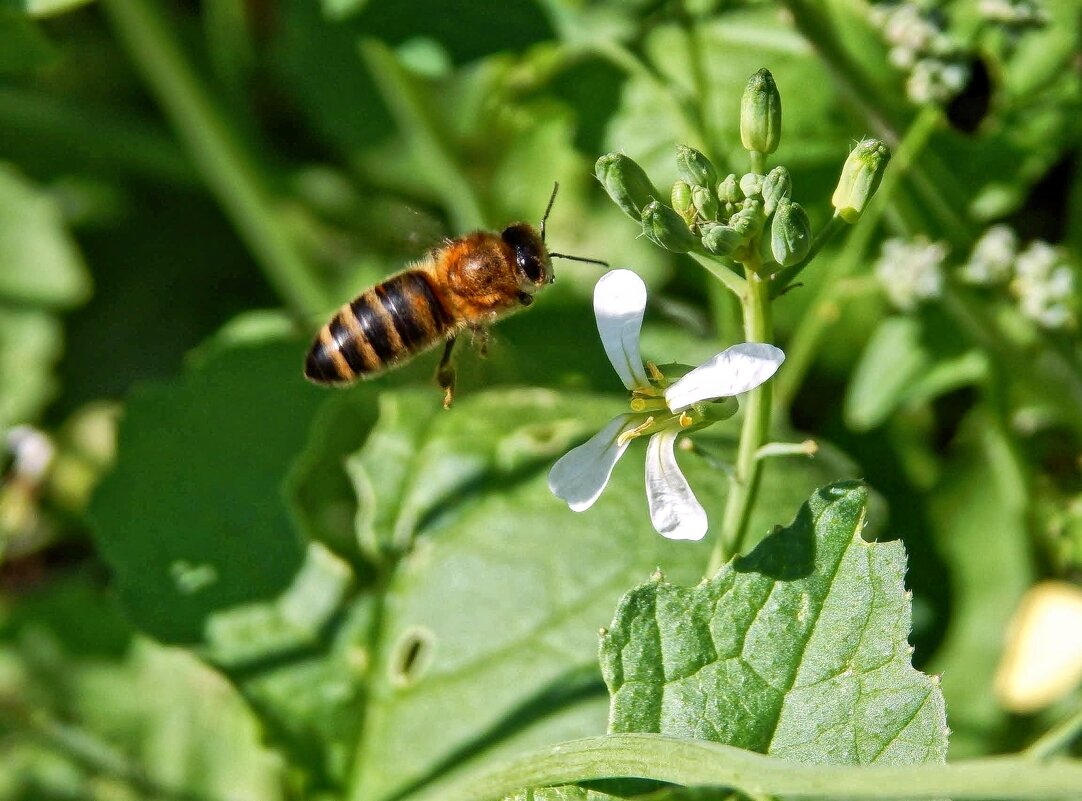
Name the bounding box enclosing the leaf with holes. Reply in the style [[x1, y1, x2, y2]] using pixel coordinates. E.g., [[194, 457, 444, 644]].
[[601, 481, 947, 766], [346, 391, 862, 801]]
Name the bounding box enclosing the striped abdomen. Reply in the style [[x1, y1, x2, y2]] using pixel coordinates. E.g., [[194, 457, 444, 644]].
[[305, 270, 453, 384]]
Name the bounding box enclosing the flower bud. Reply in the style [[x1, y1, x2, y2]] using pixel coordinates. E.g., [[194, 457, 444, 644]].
[[740, 68, 782, 155], [701, 223, 743, 256], [770, 199, 812, 266], [671, 180, 695, 225], [717, 174, 742, 204], [831, 138, 890, 223], [676, 145, 718, 188], [728, 198, 765, 241], [761, 166, 792, 216], [641, 201, 698, 253], [739, 172, 763, 199], [691, 185, 718, 222], [595, 152, 660, 222], [699, 396, 739, 422]]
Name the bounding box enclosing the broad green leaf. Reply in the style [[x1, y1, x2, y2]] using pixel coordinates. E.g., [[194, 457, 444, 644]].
[[88, 336, 376, 785], [346, 390, 860, 801], [0, 163, 89, 307], [74, 640, 286, 801], [845, 315, 987, 431], [601, 482, 947, 766], [927, 410, 1033, 757], [0, 307, 61, 428], [89, 338, 338, 643]]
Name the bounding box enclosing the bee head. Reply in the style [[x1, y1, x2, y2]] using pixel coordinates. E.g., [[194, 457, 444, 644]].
[[501, 222, 553, 293]]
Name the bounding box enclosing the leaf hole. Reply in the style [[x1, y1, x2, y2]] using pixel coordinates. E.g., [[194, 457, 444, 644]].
[[390, 625, 434, 687]]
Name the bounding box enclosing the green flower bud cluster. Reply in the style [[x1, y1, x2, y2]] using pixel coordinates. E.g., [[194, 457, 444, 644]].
[[593, 69, 891, 282], [594, 147, 812, 265]]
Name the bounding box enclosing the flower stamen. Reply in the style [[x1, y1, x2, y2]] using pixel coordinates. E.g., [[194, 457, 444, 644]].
[[617, 416, 656, 446], [630, 397, 669, 413]]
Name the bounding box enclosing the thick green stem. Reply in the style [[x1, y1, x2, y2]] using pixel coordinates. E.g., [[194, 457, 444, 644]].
[[101, 0, 331, 320], [401, 733, 1082, 801], [709, 260, 772, 575]]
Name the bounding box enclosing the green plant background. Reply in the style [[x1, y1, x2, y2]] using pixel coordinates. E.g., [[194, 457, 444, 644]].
[[0, 0, 1080, 799]]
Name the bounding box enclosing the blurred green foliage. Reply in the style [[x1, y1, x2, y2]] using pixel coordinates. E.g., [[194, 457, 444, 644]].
[[0, 0, 1080, 798]]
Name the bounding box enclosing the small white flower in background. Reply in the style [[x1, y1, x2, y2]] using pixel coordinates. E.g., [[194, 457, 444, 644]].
[[1012, 241, 1076, 329], [869, 1, 970, 104], [875, 236, 948, 311], [4, 425, 54, 483], [978, 0, 1048, 26], [547, 269, 784, 541], [962, 224, 1018, 285], [907, 58, 969, 105]]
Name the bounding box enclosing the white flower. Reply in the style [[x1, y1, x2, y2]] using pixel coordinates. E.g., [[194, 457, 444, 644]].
[[962, 224, 1018, 285], [547, 269, 784, 541], [875, 236, 948, 311], [1012, 241, 1076, 329]]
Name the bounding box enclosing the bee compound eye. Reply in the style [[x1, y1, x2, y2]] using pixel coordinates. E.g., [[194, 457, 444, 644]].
[[501, 224, 546, 284]]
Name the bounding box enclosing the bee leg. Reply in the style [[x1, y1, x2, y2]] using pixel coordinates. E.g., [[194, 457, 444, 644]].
[[469, 325, 490, 359], [436, 336, 457, 409]]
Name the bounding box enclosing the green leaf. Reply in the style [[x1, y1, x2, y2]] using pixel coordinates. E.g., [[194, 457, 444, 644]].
[[0, 307, 61, 427], [0, 163, 89, 306], [88, 338, 337, 644], [346, 391, 860, 801], [926, 410, 1033, 756], [845, 315, 987, 431], [601, 481, 947, 766], [0, 573, 282, 801]]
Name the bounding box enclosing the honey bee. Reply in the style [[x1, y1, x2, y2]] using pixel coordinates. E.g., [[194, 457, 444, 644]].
[[304, 184, 604, 407]]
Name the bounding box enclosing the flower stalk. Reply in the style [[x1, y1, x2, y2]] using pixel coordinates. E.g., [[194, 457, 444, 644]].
[[585, 67, 891, 571], [711, 257, 773, 575]]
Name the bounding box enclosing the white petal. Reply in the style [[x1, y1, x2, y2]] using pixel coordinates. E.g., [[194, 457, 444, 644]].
[[665, 342, 785, 412], [645, 430, 707, 541], [593, 269, 651, 390], [548, 414, 638, 512]]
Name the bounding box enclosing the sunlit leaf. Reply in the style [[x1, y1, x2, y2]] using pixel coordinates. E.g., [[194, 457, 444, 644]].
[[602, 482, 948, 765], [0, 163, 89, 307]]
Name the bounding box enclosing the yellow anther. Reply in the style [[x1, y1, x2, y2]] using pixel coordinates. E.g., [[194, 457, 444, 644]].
[[617, 416, 655, 446], [646, 361, 665, 382], [679, 411, 694, 428]]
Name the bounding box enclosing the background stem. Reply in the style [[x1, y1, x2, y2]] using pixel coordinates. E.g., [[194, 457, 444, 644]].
[[359, 39, 488, 232], [402, 733, 1082, 801], [102, 0, 332, 320], [773, 105, 940, 412]]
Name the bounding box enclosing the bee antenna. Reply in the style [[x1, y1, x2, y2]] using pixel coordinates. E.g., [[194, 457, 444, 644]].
[[549, 252, 609, 269], [540, 181, 559, 244]]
